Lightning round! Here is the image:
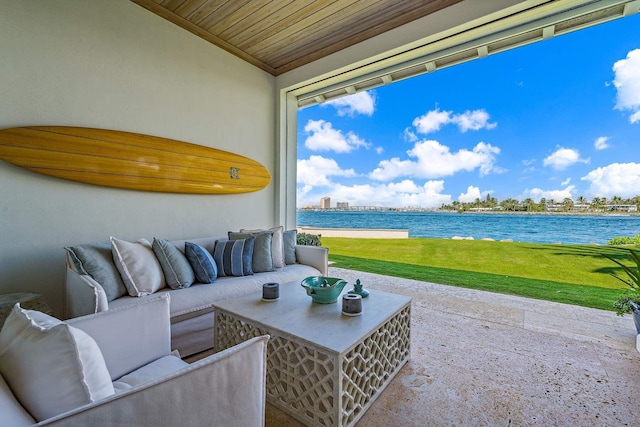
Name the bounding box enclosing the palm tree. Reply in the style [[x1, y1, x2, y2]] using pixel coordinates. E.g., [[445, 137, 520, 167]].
[[539, 197, 547, 211], [500, 198, 519, 212], [562, 197, 574, 212], [523, 198, 534, 212], [612, 195, 623, 206]]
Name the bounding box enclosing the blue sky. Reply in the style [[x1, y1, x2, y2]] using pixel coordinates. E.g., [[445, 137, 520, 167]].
[[296, 14, 640, 208]]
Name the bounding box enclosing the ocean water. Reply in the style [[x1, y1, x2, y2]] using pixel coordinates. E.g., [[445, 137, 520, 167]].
[[296, 210, 640, 245]]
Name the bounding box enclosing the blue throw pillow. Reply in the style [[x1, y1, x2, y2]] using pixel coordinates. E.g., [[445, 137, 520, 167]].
[[152, 238, 195, 289], [213, 237, 255, 277], [185, 242, 217, 284]]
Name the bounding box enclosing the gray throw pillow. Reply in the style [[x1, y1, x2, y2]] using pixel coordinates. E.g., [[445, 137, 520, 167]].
[[65, 241, 127, 302], [229, 231, 273, 273], [152, 238, 195, 289], [283, 230, 297, 265]]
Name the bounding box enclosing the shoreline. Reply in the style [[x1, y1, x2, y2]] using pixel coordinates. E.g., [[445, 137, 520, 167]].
[[299, 228, 602, 244], [298, 209, 639, 217]]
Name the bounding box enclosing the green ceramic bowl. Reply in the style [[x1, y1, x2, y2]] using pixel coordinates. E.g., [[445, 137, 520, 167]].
[[300, 276, 348, 304]]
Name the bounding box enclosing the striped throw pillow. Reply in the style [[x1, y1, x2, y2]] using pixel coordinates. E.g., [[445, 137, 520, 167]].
[[213, 237, 255, 277]]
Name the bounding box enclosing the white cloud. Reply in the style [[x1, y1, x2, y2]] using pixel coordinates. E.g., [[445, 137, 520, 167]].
[[520, 185, 576, 202], [297, 179, 452, 209], [613, 49, 640, 123], [375, 146, 384, 154], [561, 177, 571, 187], [458, 186, 482, 203], [413, 108, 452, 134], [403, 128, 419, 142], [297, 155, 356, 187], [323, 91, 375, 117], [581, 162, 640, 198], [412, 107, 497, 134], [594, 136, 610, 150], [454, 109, 498, 132], [543, 147, 590, 171], [369, 140, 504, 181], [303, 120, 370, 153], [521, 158, 536, 172]]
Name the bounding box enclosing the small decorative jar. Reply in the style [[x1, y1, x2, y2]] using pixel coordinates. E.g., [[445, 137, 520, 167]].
[[262, 282, 279, 301], [342, 294, 362, 316]]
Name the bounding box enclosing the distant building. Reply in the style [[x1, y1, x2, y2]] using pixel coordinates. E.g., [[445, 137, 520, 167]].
[[572, 204, 590, 211], [320, 197, 331, 209], [606, 204, 638, 212], [336, 202, 349, 209]]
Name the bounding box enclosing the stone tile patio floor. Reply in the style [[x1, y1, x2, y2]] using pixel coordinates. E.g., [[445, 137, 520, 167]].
[[266, 267, 640, 426]]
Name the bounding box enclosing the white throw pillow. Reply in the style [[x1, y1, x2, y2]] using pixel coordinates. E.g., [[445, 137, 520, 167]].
[[0, 305, 114, 422], [241, 226, 285, 268], [111, 237, 166, 297]]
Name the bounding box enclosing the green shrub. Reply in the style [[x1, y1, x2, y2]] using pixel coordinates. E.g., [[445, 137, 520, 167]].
[[602, 248, 640, 316], [607, 234, 640, 245], [297, 232, 322, 246]]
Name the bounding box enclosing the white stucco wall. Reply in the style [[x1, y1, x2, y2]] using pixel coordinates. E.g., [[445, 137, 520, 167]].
[[0, 0, 276, 315]]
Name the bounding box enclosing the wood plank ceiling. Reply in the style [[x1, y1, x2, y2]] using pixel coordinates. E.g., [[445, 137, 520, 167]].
[[131, 0, 463, 76]]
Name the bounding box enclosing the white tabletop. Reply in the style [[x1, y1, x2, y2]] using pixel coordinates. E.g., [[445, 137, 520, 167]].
[[213, 281, 411, 354]]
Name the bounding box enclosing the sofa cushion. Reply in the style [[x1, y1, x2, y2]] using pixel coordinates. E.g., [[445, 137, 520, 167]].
[[229, 231, 273, 273], [283, 230, 297, 265], [152, 238, 195, 289], [242, 226, 285, 268], [111, 237, 166, 297], [213, 237, 255, 277], [185, 242, 217, 284], [65, 241, 127, 302], [108, 264, 323, 320], [0, 305, 114, 422]]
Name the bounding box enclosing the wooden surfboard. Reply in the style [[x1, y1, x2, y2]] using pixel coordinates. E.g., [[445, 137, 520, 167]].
[[0, 126, 271, 194]]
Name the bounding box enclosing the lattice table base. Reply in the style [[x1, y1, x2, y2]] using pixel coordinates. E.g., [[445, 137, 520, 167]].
[[215, 305, 410, 427]]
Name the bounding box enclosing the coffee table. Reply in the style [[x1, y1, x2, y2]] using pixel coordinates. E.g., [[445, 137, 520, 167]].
[[213, 281, 411, 427]]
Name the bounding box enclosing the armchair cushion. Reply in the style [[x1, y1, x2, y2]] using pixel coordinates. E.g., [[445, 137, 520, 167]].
[[113, 355, 187, 393], [0, 305, 114, 422], [0, 374, 34, 426], [68, 295, 172, 381]]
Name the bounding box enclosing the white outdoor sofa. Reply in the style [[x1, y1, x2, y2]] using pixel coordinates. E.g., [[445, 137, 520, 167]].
[[65, 235, 328, 356]]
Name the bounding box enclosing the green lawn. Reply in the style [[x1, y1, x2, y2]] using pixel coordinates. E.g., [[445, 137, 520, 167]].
[[322, 237, 636, 311]]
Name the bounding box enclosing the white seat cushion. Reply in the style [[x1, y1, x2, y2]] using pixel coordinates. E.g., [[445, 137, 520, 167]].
[[0, 374, 35, 426], [113, 354, 188, 393], [0, 305, 114, 422]]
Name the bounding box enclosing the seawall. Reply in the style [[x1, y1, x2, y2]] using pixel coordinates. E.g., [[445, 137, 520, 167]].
[[297, 226, 409, 239]]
